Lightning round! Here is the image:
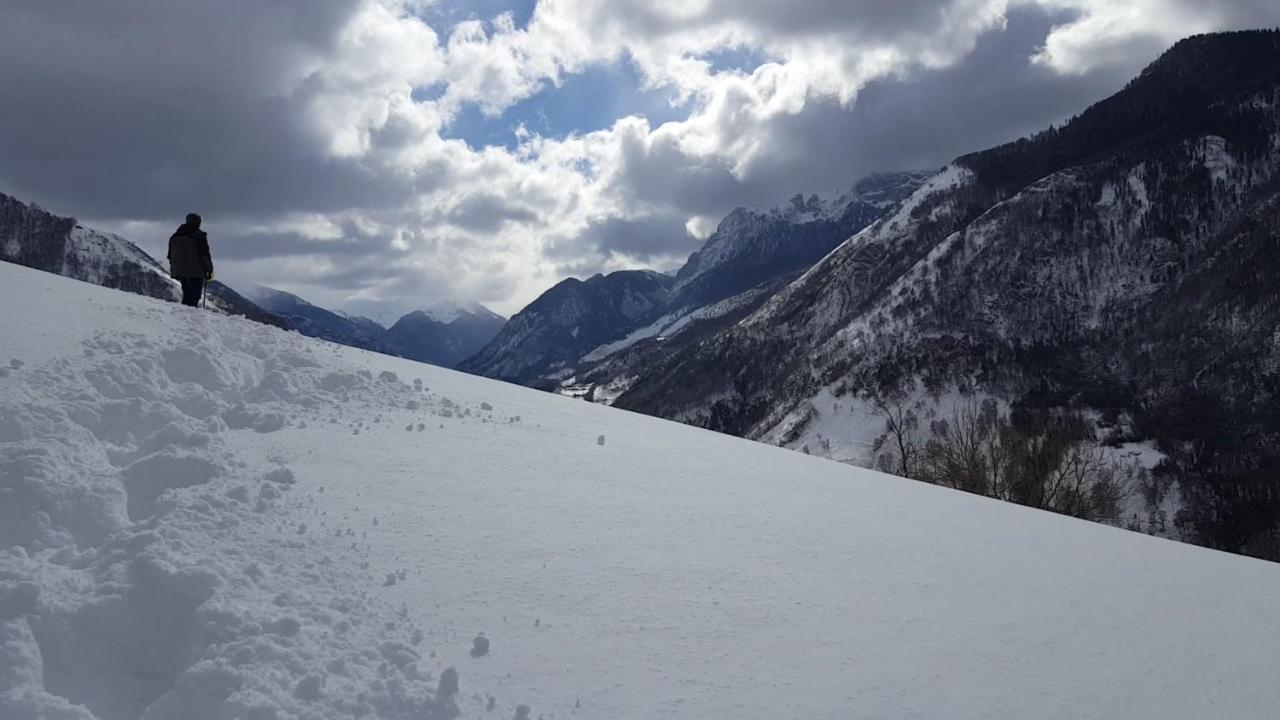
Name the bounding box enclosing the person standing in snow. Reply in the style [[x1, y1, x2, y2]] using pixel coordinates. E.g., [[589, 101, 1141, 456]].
[[168, 213, 214, 307]]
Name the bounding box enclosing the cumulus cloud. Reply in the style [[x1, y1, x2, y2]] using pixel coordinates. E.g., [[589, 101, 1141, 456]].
[[0, 0, 1275, 317], [1029, 0, 1280, 74]]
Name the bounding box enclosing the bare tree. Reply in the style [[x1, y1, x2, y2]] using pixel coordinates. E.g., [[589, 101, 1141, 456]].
[[873, 396, 1139, 526], [920, 400, 1003, 495], [1043, 443, 1113, 518], [871, 393, 921, 478]]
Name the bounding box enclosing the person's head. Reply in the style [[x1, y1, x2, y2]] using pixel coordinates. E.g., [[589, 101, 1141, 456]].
[[185, 213, 202, 228]]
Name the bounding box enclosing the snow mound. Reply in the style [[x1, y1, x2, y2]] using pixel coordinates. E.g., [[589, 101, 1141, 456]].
[[0, 267, 470, 720]]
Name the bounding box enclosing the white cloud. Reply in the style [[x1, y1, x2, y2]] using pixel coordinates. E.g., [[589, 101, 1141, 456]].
[[1027, 0, 1203, 74]]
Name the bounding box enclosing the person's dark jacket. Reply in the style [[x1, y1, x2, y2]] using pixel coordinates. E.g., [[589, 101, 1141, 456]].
[[168, 223, 213, 279]]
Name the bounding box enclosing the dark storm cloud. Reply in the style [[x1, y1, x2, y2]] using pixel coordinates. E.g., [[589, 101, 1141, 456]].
[[783, 6, 1138, 180], [210, 229, 376, 262], [0, 0, 404, 220], [444, 193, 540, 232], [553, 214, 693, 263]]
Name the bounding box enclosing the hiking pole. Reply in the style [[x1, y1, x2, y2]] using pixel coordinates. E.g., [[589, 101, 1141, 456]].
[[201, 280, 207, 309]]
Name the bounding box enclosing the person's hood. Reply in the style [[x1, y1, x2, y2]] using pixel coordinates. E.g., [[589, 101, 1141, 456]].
[[173, 223, 205, 238]]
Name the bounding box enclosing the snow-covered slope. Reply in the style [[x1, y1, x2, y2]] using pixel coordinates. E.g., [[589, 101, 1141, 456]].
[[0, 193, 175, 301], [3, 260, 1280, 720]]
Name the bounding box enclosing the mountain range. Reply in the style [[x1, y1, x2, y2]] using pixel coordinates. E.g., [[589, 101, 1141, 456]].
[[459, 171, 930, 393], [462, 30, 1280, 561], [245, 287, 506, 367]]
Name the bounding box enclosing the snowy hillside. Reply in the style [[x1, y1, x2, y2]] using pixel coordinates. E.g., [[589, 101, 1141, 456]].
[[3, 260, 1280, 720], [0, 192, 174, 301]]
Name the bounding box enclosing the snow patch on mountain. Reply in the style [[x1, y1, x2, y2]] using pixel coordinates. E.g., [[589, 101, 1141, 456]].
[[883, 164, 972, 232], [419, 301, 499, 325], [1198, 134, 1240, 184], [576, 302, 718, 363]]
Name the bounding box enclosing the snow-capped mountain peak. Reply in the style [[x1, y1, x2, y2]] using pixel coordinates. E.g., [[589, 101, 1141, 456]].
[[417, 300, 500, 325]]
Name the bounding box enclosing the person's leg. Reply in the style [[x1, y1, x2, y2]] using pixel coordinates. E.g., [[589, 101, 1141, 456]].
[[180, 278, 203, 307]]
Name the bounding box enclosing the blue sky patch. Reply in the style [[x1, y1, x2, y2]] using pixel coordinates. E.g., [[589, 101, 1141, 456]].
[[702, 46, 771, 75], [441, 58, 691, 149], [416, 0, 537, 34]]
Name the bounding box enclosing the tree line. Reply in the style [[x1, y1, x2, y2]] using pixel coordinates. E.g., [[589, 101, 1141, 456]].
[[871, 395, 1138, 525]]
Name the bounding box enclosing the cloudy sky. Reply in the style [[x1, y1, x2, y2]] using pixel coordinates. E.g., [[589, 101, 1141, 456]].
[[2, 1, 1277, 319]]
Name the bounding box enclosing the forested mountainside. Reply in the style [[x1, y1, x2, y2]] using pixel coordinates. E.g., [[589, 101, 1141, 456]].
[[614, 30, 1280, 560]]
